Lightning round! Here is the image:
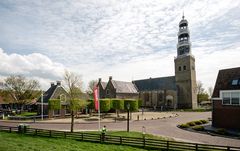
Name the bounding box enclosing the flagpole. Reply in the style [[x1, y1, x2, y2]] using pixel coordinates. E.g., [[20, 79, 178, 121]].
[[98, 86, 101, 131], [41, 90, 43, 120]]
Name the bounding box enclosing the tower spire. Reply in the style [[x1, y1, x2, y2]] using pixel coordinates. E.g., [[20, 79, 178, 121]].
[[182, 11, 185, 19]]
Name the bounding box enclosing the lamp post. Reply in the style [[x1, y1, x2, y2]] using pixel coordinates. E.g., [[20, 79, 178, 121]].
[[127, 103, 130, 132]]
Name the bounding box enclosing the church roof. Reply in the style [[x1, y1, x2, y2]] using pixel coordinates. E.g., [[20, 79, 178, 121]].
[[111, 80, 138, 94], [133, 76, 176, 91], [212, 67, 240, 98]]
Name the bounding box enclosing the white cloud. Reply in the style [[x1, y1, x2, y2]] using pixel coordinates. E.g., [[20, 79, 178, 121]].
[[0, 0, 240, 91], [0, 48, 66, 90]]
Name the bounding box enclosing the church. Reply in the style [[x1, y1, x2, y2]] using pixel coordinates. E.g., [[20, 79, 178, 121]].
[[98, 15, 198, 109]]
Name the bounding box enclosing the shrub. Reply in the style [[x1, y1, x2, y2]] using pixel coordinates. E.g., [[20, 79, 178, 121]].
[[124, 99, 138, 112], [48, 99, 61, 110], [100, 99, 111, 112], [192, 126, 204, 131], [194, 120, 202, 125], [179, 124, 190, 128], [186, 122, 196, 127], [200, 120, 208, 124]]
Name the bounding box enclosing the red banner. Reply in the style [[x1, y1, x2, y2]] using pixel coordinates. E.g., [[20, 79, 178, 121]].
[[93, 86, 99, 110]]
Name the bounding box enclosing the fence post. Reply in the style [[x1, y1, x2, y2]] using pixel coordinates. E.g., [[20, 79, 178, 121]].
[[49, 130, 52, 137], [166, 141, 169, 151], [143, 137, 146, 148], [227, 146, 230, 151], [81, 133, 83, 140], [100, 134, 102, 143], [9, 127, 11, 133], [120, 136, 123, 145], [35, 129, 37, 135], [64, 132, 66, 139], [195, 144, 198, 151]]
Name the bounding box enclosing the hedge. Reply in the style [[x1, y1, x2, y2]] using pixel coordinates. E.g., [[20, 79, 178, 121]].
[[138, 99, 143, 108], [124, 99, 138, 112], [112, 99, 124, 110], [100, 99, 111, 112], [48, 99, 61, 110]]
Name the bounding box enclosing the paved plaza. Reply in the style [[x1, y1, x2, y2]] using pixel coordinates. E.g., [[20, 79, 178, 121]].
[[1, 111, 240, 147]]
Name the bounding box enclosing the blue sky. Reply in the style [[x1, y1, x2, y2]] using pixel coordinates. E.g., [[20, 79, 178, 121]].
[[0, 0, 240, 90]]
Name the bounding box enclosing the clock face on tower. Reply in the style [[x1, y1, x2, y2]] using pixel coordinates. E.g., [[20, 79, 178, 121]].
[[178, 46, 189, 55]]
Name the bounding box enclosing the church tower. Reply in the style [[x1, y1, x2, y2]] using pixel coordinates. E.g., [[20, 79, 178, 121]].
[[174, 14, 197, 109]]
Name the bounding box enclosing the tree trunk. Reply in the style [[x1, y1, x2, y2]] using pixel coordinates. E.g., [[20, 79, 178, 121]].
[[70, 110, 74, 132]]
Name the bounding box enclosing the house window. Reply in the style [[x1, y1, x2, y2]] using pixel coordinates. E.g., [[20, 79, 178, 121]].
[[221, 91, 240, 105], [232, 79, 238, 85], [231, 92, 240, 105], [106, 89, 109, 95], [183, 65, 186, 70], [178, 66, 181, 71], [222, 92, 231, 105]]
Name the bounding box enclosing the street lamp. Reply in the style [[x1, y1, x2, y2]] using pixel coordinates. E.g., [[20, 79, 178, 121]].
[[127, 103, 130, 132]]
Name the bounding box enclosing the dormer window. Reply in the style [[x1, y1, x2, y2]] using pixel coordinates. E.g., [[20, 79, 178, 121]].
[[232, 79, 238, 85]]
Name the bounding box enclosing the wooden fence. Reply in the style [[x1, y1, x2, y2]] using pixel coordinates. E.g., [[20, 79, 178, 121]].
[[0, 125, 239, 151]]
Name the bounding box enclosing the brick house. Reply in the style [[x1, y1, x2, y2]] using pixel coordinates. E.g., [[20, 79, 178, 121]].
[[212, 67, 240, 129], [36, 81, 69, 118], [97, 76, 139, 99]]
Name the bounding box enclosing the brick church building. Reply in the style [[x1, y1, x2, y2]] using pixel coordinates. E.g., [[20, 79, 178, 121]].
[[98, 15, 197, 109]]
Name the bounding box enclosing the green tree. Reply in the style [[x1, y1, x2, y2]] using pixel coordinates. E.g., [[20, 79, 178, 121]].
[[112, 99, 124, 117], [198, 93, 209, 103], [48, 99, 61, 110], [64, 70, 83, 132], [4, 75, 40, 110]]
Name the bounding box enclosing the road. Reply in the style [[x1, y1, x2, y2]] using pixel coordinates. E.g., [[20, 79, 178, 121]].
[[1, 112, 240, 147]]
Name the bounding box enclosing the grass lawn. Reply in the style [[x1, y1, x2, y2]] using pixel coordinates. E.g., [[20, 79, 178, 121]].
[[0, 131, 156, 151], [17, 112, 37, 117]]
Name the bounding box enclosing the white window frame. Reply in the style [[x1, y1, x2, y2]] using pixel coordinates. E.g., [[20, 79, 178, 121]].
[[220, 90, 240, 106]]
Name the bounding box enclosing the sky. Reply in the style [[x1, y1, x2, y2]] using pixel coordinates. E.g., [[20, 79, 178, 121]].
[[0, 0, 240, 91]]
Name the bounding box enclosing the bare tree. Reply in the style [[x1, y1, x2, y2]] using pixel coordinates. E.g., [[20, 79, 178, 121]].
[[87, 80, 97, 98], [196, 81, 204, 95], [4, 75, 40, 110], [64, 70, 83, 132], [208, 87, 213, 99], [196, 81, 209, 104]]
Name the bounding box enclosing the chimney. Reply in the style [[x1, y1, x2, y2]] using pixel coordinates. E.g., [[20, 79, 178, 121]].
[[56, 81, 61, 86], [109, 76, 112, 81], [50, 82, 54, 87]]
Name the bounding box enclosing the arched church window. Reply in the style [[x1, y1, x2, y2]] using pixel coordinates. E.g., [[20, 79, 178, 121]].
[[179, 66, 181, 71], [183, 65, 186, 70]]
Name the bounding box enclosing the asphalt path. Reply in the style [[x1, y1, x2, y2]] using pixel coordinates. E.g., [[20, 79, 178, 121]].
[[1, 112, 240, 147]]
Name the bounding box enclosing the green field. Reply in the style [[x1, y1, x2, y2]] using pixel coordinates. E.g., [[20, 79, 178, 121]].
[[0, 131, 155, 151]]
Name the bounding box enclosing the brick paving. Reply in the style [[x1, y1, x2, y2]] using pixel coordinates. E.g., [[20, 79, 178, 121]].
[[1, 111, 240, 147]]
